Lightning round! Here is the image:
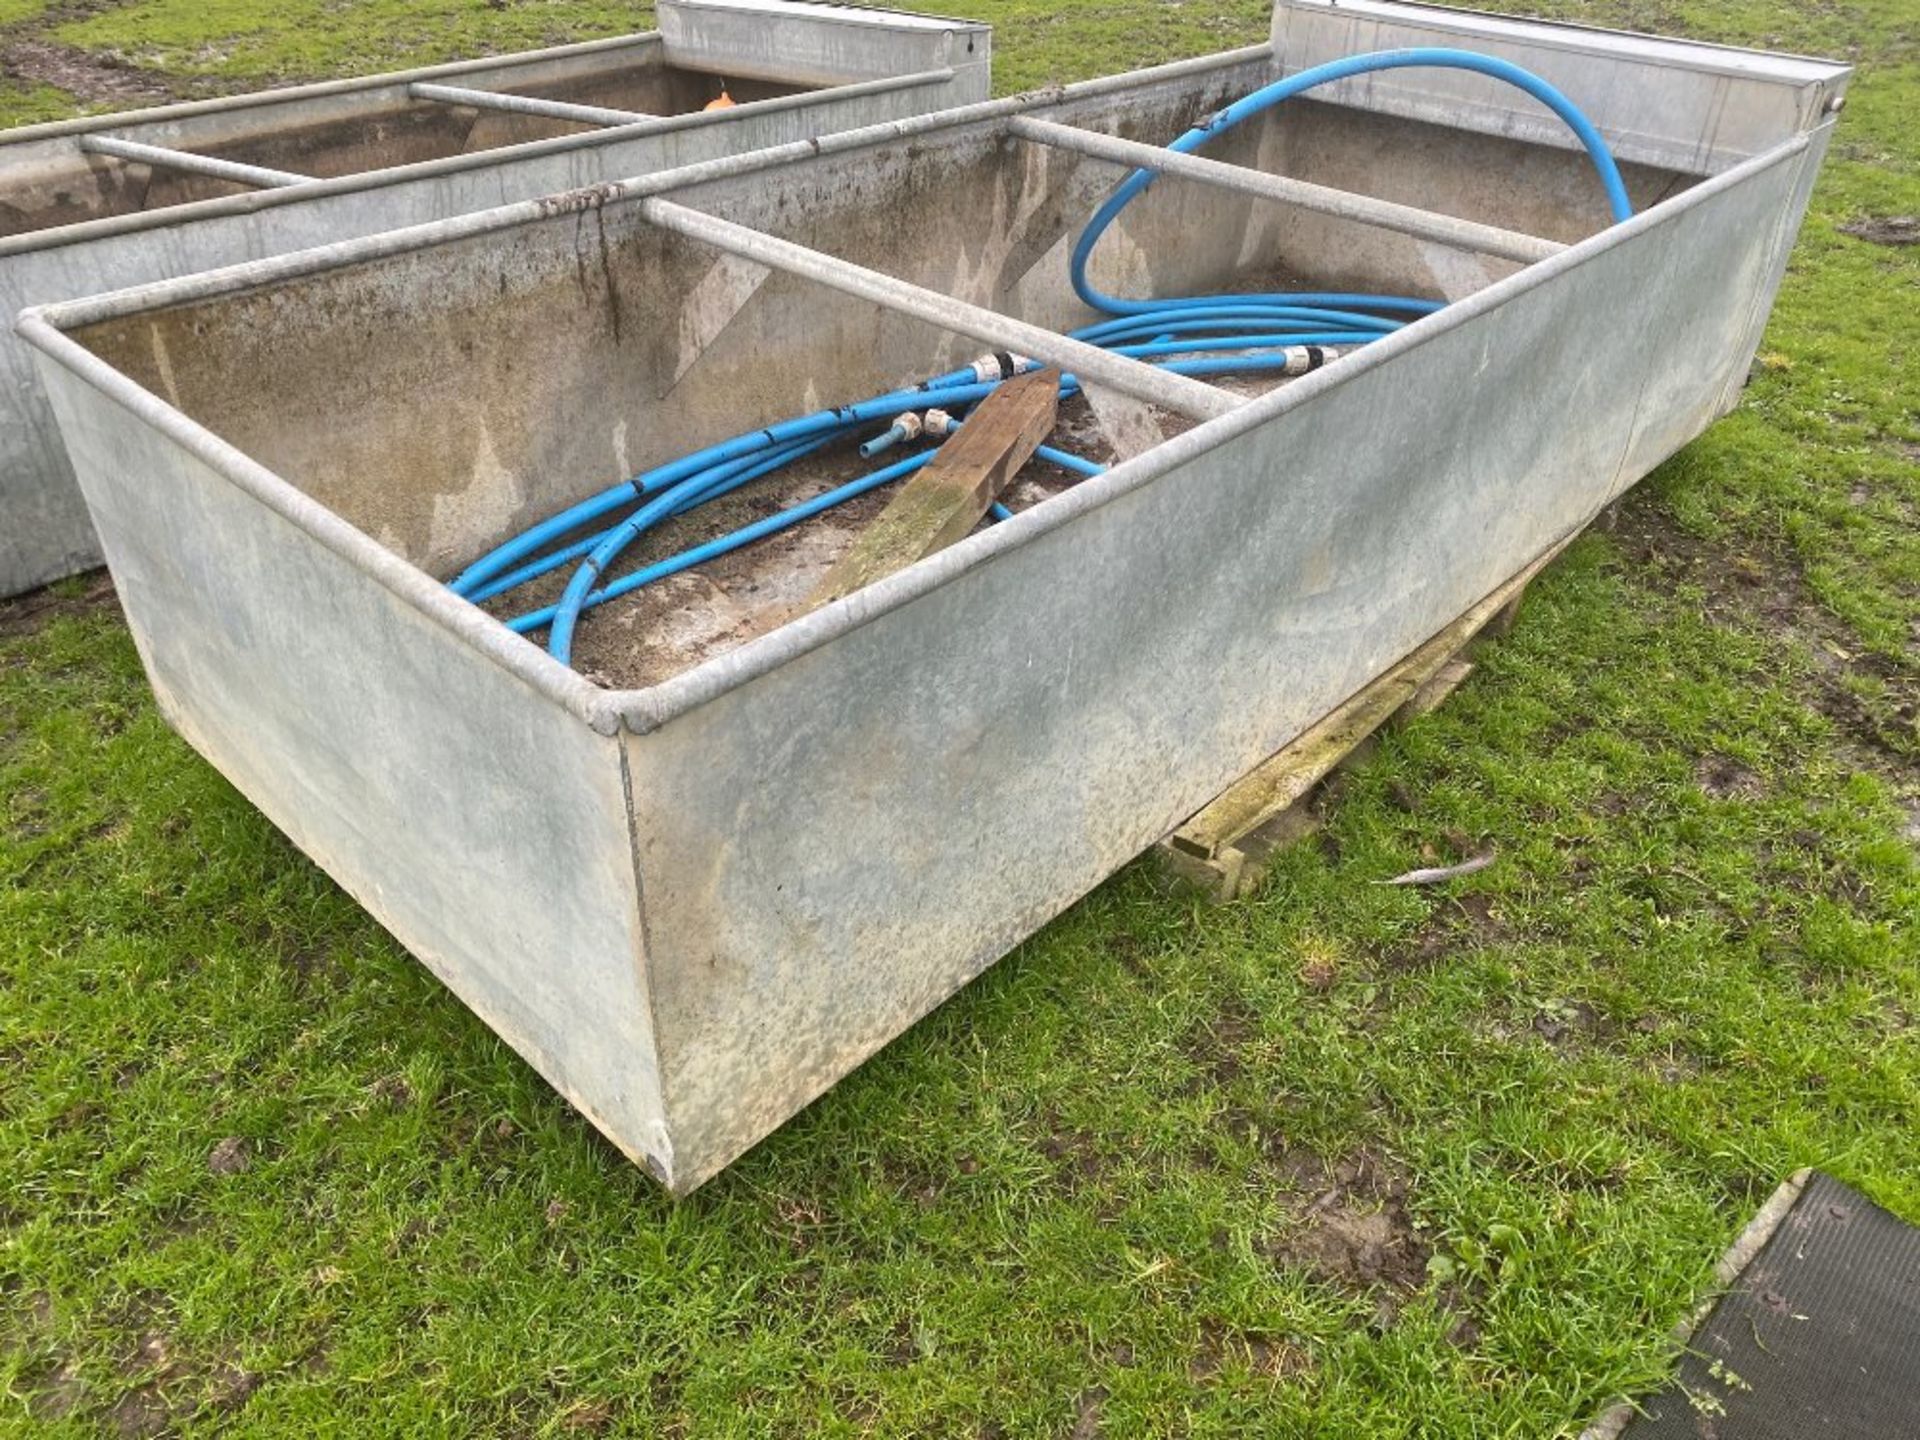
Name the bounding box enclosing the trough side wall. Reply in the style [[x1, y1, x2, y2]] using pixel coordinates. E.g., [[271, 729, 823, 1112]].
[[621, 138, 1818, 1191], [0, 40, 986, 598], [30, 354, 674, 1178]]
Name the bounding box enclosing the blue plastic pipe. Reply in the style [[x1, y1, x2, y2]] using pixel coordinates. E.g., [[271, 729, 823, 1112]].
[[1068, 46, 1633, 318], [451, 48, 1632, 666]]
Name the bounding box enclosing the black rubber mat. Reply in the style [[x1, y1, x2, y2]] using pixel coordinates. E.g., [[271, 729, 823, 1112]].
[[1624, 1171, 1920, 1438]]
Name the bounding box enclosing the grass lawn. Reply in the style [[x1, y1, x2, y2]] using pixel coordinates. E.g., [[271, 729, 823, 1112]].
[[2, 0, 1916, 1435]]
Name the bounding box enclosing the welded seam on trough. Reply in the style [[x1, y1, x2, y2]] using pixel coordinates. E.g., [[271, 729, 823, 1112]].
[[614, 734, 675, 1186]]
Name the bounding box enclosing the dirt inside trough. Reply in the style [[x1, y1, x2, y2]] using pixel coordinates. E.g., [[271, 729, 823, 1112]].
[[480, 384, 1297, 691], [476, 256, 1353, 691]]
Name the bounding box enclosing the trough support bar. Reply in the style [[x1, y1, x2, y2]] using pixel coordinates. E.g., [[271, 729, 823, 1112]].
[[79, 134, 311, 189], [807, 366, 1059, 613], [408, 82, 655, 128], [1007, 115, 1565, 267], [1157, 536, 1568, 901], [640, 198, 1245, 423]]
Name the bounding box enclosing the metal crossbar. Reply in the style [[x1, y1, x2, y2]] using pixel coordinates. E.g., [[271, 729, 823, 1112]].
[[408, 82, 654, 129], [640, 198, 1247, 422], [80, 135, 310, 190], [1007, 115, 1564, 266]]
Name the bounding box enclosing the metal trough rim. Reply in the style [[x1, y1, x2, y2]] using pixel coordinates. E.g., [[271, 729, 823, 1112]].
[[1, 42, 1257, 266], [0, 67, 960, 261], [15, 51, 1819, 740], [0, 2, 990, 147], [0, 31, 663, 145], [1282, 0, 1843, 83]]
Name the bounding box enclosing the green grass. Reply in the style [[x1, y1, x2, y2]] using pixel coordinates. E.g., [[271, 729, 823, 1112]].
[[38, 0, 1284, 93], [51, 0, 643, 84], [0, 0, 56, 28], [0, 79, 75, 127], [3, 0, 1917, 1435]]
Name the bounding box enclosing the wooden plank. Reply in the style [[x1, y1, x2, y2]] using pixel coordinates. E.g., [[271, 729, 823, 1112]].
[[1160, 805, 1321, 902], [1481, 590, 1528, 640], [801, 367, 1058, 614], [1173, 668, 1417, 860], [1156, 841, 1248, 900], [1166, 537, 1571, 862]]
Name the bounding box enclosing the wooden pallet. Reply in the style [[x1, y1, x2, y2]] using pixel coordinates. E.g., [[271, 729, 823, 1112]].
[[1155, 543, 1564, 900]]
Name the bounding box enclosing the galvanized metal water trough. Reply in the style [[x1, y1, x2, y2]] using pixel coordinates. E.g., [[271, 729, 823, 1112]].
[[0, 0, 991, 598], [21, 0, 1847, 1192]]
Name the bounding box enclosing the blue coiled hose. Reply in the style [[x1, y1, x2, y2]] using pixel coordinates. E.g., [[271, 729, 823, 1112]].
[[449, 48, 1632, 667], [1068, 45, 1632, 320]]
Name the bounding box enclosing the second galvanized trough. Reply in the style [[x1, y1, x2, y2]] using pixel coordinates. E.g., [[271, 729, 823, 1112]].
[[0, 0, 991, 598], [21, 0, 1847, 1192]]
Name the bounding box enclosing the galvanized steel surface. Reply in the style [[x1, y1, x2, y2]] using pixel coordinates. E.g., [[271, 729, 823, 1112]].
[[19, 2, 1848, 1190], [0, 0, 991, 598], [617, 134, 1832, 1189], [638, 197, 1247, 419], [1272, 0, 1845, 174]]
